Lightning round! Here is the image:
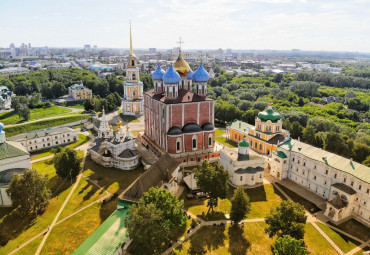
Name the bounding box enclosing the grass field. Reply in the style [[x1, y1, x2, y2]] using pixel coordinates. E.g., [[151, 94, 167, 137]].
[[62, 101, 85, 109], [173, 222, 274, 255], [316, 222, 361, 253], [182, 184, 286, 221], [331, 219, 370, 242], [304, 223, 339, 255], [31, 134, 91, 160], [215, 129, 237, 148], [3, 115, 90, 136], [0, 105, 73, 125]]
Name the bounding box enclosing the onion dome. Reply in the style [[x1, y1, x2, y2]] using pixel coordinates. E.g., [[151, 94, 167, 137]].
[[152, 64, 165, 80], [193, 64, 210, 83], [182, 123, 201, 133], [167, 126, 183, 135], [201, 122, 214, 131], [163, 64, 180, 84], [187, 69, 194, 79], [0, 122, 4, 132], [258, 102, 281, 122], [239, 137, 250, 147], [173, 50, 191, 77]]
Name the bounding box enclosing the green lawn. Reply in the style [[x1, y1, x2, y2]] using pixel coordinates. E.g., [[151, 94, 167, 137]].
[[13, 235, 43, 255], [120, 114, 140, 123], [274, 183, 321, 213], [0, 105, 73, 125], [83, 157, 145, 194], [215, 129, 237, 148], [3, 115, 90, 136], [331, 219, 370, 242], [173, 222, 274, 255], [31, 134, 91, 160], [63, 101, 85, 109], [316, 222, 361, 253], [305, 223, 339, 255], [182, 184, 286, 221]]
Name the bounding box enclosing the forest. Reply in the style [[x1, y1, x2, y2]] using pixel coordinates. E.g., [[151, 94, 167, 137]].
[[208, 69, 370, 166]]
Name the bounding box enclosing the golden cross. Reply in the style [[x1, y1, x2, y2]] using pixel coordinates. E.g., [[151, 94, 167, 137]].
[[177, 36, 184, 50]]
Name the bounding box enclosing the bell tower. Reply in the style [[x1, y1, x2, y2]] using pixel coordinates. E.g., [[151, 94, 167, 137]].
[[126, 21, 140, 82]]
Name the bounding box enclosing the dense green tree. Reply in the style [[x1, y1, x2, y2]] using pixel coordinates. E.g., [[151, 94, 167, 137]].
[[238, 100, 253, 111], [194, 160, 229, 213], [54, 147, 82, 179], [273, 73, 284, 83], [7, 169, 51, 216], [241, 109, 259, 125], [363, 155, 370, 167], [274, 235, 309, 255], [289, 81, 320, 98], [290, 121, 303, 139], [254, 101, 268, 111], [125, 202, 170, 254], [230, 187, 251, 224], [83, 98, 94, 111], [265, 200, 307, 239], [140, 187, 186, 229], [280, 110, 309, 127], [302, 125, 316, 145], [323, 132, 347, 156], [18, 107, 30, 121]]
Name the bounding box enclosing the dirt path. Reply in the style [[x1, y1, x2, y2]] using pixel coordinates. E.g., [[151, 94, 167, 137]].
[[5, 113, 88, 128]]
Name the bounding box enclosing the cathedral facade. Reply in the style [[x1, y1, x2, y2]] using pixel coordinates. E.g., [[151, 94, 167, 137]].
[[142, 48, 218, 163], [122, 24, 144, 116]]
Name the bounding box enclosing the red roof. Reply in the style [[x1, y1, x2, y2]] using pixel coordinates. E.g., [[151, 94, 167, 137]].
[[145, 89, 213, 104]]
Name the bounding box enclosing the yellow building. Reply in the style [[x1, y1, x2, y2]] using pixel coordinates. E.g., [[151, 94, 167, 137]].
[[68, 83, 92, 100], [226, 102, 289, 155]]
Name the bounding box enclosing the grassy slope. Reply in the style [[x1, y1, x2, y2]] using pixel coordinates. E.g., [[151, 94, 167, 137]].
[[3, 115, 89, 136], [215, 129, 237, 148], [0, 105, 72, 125], [304, 223, 339, 255]]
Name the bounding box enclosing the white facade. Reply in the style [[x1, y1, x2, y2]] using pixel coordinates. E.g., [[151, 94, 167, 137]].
[[270, 139, 370, 226], [8, 127, 78, 152]]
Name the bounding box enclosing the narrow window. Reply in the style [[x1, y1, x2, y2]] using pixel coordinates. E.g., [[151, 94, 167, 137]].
[[192, 138, 197, 149], [240, 176, 243, 181], [208, 136, 212, 146], [176, 141, 180, 151]]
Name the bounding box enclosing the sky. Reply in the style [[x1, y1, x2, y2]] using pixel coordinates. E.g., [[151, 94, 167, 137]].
[[0, 0, 369, 52]]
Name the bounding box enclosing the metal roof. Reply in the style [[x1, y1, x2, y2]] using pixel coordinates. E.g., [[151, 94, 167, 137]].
[[227, 119, 254, 135], [278, 139, 370, 184], [0, 141, 29, 160], [7, 127, 74, 140]]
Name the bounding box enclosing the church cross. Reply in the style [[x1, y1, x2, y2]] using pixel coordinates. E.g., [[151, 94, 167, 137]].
[[177, 37, 184, 50]]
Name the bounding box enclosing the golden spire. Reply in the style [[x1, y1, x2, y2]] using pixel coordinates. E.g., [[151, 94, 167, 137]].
[[129, 20, 134, 56], [173, 36, 190, 77], [126, 124, 130, 131]]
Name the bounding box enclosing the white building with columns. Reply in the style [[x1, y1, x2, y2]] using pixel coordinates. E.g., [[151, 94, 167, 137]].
[[269, 138, 370, 227], [122, 24, 144, 116], [0, 122, 31, 206]]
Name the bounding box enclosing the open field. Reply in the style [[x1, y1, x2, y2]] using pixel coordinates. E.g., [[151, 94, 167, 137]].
[[120, 114, 141, 123], [215, 129, 237, 148], [304, 223, 339, 255], [3, 115, 90, 136], [31, 134, 91, 160], [182, 184, 286, 221], [0, 105, 73, 125]]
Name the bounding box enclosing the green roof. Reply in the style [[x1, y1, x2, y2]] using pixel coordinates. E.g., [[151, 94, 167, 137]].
[[239, 138, 249, 147], [278, 139, 370, 184], [258, 108, 281, 122], [0, 141, 29, 160], [74, 200, 134, 255], [276, 151, 287, 158], [227, 119, 254, 135]]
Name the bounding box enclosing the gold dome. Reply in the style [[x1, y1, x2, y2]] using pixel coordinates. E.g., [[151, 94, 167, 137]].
[[173, 50, 191, 77], [117, 119, 122, 128]]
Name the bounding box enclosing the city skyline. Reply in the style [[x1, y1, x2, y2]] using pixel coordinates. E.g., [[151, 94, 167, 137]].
[[1, 0, 370, 52]]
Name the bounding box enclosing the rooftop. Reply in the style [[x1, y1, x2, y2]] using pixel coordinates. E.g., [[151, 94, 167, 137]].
[[278, 139, 370, 184], [227, 119, 254, 134], [145, 89, 213, 104], [7, 127, 75, 140], [0, 141, 29, 160]]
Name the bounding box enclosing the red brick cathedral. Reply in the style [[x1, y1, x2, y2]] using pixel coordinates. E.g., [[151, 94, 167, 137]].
[[143, 49, 218, 163]]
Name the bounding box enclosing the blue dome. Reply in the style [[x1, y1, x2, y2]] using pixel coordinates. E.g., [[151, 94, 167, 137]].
[[152, 65, 165, 80], [163, 64, 180, 84], [193, 64, 210, 83], [187, 69, 194, 79], [0, 122, 4, 132]]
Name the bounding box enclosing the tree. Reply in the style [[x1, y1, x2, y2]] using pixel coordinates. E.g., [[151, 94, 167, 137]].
[[194, 160, 229, 213], [273, 73, 284, 83], [7, 169, 51, 216], [18, 107, 30, 121], [140, 187, 186, 228], [265, 200, 307, 239], [83, 98, 94, 111], [274, 235, 309, 255], [54, 147, 82, 179], [363, 155, 370, 167], [125, 202, 170, 254], [302, 125, 316, 145], [230, 187, 251, 223], [290, 121, 303, 139]]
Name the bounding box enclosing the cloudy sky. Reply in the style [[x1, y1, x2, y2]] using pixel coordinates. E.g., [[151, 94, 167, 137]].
[[0, 0, 369, 52]]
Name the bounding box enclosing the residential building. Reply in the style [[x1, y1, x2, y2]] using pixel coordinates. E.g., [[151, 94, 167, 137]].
[[269, 139, 370, 226], [0, 86, 13, 109], [68, 83, 92, 101], [0, 123, 31, 206], [7, 127, 78, 152]]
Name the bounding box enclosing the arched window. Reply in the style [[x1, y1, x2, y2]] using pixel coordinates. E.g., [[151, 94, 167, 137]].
[[208, 134, 213, 147], [192, 135, 197, 150], [176, 139, 181, 152], [131, 60, 134, 66], [132, 73, 136, 80]]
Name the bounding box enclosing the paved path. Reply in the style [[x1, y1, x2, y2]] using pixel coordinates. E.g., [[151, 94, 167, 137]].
[[31, 155, 54, 163], [311, 221, 344, 255], [346, 239, 370, 255], [34, 150, 87, 255]]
